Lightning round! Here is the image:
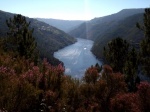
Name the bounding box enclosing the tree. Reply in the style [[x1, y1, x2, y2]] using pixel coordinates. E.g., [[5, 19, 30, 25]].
[[110, 93, 141, 112], [137, 82, 150, 112], [83, 66, 99, 84], [95, 65, 127, 112], [103, 37, 129, 73], [123, 48, 139, 92], [137, 8, 150, 76], [6, 14, 38, 63]]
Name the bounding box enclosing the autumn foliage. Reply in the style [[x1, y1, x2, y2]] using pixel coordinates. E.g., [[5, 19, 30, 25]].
[[1, 11, 150, 111], [0, 49, 150, 111]]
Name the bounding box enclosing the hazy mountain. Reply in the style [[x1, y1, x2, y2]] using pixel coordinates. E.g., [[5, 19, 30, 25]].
[[36, 18, 84, 32], [69, 9, 145, 58], [91, 13, 144, 58], [69, 9, 144, 40], [0, 10, 76, 65]]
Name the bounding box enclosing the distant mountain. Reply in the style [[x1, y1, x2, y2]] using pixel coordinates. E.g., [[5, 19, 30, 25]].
[[69, 9, 145, 58], [0, 10, 76, 65], [36, 18, 84, 32], [69, 9, 144, 40]]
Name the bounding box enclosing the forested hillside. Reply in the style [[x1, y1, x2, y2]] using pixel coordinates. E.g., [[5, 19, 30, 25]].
[[92, 13, 144, 58], [69, 9, 144, 39], [36, 18, 84, 32], [0, 10, 76, 65], [69, 9, 145, 58]]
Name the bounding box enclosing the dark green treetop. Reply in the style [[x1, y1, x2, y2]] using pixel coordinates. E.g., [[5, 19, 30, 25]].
[[137, 8, 150, 76], [103, 37, 129, 73], [6, 14, 38, 62]]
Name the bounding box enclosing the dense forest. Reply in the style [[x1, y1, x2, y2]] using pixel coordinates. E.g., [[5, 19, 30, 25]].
[[0, 9, 150, 112]]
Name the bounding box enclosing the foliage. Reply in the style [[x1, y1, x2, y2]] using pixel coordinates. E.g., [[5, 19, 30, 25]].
[[0, 10, 76, 65], [103, 37, 129, 72], [137, 8, 150, 76], [0, 48, 150, 111], [103, 38, 140, 91], [0, 9, 150, 112], [83, 66, 100, 84], [95, 65, 127, 112], [0, 51, 65, 111], [137, 81, 150, 112], [123, 48, 139, 92], [110, 81, 150, 112], [110, 93, 141, 112], [6, 14, 38, 63], [78, 65, 127, 112], [0, 65, 42, 112]]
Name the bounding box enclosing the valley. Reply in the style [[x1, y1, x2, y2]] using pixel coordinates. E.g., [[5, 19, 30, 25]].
[[0, 1, 150, 111], [0, 8, 146, 73], [68, 9, 145, 58], [0, 10, 76, 65]]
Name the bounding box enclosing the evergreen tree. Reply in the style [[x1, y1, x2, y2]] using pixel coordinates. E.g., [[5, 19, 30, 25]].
[[123, 48, 139, 91], [103, 37, 129, 73], [6, 14, 38, 63], [137, 8, 150, 76]]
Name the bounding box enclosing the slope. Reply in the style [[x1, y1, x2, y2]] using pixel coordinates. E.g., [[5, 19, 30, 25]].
[[0, 10, 76, 65], [91, 13, 144, 58], [36, 18, 84, 33], [69, 9, 144, 40], [69, 9, 145, 59]]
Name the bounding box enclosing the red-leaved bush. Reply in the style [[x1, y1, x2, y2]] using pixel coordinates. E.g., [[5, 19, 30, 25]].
[[137, 81, 150, 112], [83, 66, 99, 84], [110, 93, 141, 112]]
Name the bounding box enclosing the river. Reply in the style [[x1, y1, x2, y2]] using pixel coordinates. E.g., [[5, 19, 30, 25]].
[[54, 38, 102, 79]]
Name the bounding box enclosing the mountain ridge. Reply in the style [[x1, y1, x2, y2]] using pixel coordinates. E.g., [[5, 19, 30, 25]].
[[69, 8, 144, 40], [36, 18, 85, 33]]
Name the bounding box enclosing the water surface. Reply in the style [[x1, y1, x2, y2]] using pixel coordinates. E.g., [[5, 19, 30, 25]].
[[54, 38, 102, 78]]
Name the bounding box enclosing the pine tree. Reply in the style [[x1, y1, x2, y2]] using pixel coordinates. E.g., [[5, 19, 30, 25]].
[[137, 8, 150, 76], [6, 14, 38, 63], [123, 48, 139, 91], [103, 37, 129, 73]]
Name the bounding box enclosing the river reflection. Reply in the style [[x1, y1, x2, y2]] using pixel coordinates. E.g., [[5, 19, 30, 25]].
[[54, 38, 102, 78]]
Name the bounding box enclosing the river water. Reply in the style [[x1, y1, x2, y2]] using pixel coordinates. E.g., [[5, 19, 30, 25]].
[[54, 38, 102, 78]]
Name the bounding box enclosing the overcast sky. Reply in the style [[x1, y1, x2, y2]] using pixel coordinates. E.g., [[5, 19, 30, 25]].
[[0, 0, 150, 20]]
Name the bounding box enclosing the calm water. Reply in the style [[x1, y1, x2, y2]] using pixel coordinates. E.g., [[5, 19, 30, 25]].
[[54, 38, 102, 78]]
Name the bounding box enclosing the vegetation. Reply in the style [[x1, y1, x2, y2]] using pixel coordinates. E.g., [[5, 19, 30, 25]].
[[0, 10, 76, 65], [5, 14, 38, 63], [0, 52, 149, 111], [0, 9, 150, 112], [103, 37, 129, 72], [69, 9, 144, 40], [91, 12, 144, 59], [37, 18, 84, 33], [69, 9, 144, 59], [137, 8, 150, 77]]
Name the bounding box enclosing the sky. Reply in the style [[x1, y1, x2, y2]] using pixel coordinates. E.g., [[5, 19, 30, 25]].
[[0, 0, 150, 20]]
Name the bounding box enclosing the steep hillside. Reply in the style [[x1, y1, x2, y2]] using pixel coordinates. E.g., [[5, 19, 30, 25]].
[[0, 10, 76, 65], [69, 9, 145, 58], [92, 13, 144, 58], [69, 9, 144, 40], [36, 18, 84, 32]]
